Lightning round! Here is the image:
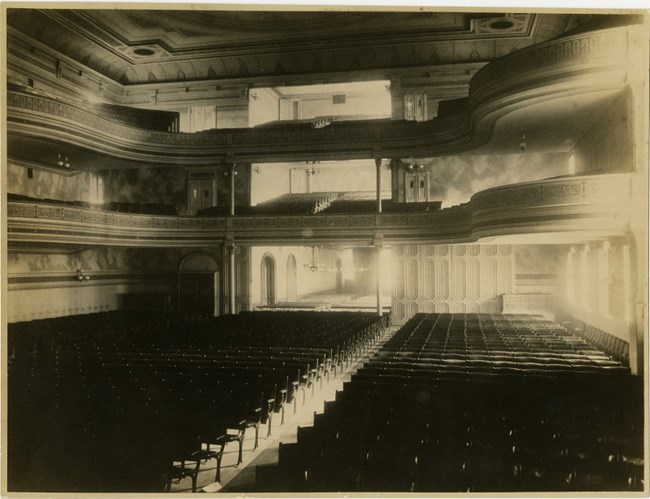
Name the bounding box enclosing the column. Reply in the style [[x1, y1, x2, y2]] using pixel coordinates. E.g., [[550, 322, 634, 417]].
[[227, 243, 237, 315], [375, 157, 382, 213], [229, 163, 236, 216]]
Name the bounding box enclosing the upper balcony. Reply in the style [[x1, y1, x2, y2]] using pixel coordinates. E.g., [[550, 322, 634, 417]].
[[6, 24, 643, 168]]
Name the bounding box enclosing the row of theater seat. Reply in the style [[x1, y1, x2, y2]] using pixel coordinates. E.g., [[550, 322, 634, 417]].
[[562, 318, 630, 365], [321, 198, 441, 214], [196, 192, 340, 217], [196, 192, 441, 217], [268, 313, 643, 493], [8, 311, 388, 492]]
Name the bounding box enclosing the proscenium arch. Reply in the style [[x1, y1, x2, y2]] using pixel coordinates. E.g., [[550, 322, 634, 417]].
[[261, 253, 277, 306]]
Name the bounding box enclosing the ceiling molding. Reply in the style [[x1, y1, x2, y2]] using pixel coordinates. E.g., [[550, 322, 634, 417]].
[[7, 9, 567, 85]]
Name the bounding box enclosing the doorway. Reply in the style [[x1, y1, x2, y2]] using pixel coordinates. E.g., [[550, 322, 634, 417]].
[[178, 252, 220, 316]]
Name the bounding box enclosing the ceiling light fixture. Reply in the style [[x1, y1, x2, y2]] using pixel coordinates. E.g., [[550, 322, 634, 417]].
[[304, 247, 324, 272], [303, 247, 370, 273]]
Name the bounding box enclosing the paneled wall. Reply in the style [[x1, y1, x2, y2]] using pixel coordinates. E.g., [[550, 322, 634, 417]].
[[391, 243, 515, 323]]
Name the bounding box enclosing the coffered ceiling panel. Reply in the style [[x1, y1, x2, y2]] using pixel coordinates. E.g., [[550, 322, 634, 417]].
[[7, 8, 571, 85]]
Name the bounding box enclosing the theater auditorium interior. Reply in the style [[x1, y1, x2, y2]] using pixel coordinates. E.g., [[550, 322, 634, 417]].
[[2, 6, 649, 495]]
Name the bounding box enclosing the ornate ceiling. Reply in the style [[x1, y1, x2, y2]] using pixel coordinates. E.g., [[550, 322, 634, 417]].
[[7, 9, 573, 85]]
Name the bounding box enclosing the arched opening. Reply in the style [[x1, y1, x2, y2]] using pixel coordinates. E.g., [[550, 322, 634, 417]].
[[261, 254, 276, 306], [178, 251, 220, 316], [286, 254, 297, 302]]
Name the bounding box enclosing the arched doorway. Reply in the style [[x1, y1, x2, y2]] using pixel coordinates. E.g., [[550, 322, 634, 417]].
[[287, 254, 298, 302], [178, 252, 220, 316], [261, 254, 276, 306]]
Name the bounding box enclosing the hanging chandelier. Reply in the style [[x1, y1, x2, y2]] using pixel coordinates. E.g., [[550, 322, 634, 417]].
[[304, 247, 326, 272], [303, 247, 371, 273]]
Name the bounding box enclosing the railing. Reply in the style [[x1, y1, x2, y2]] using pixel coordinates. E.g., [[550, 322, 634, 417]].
[[7, 174, 632, 248]]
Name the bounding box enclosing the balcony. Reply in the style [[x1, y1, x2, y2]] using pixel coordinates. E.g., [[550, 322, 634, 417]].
[[7, 174, 632, 249], [6, 25, 640, 167]]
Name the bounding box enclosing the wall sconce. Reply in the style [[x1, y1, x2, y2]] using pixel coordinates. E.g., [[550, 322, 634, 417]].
[[57, 154, 71, 168], [77, 269, 90, 282], [406, 163, 425, 171], [223, 169, 238, 176], [520, 133, 527, 152], [403, 158, 424, 170]]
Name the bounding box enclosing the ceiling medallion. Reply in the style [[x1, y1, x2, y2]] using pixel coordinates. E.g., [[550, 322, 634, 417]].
[[133, 47, 155, 56], [490, 20, 515, 30], [123, 45, 169, 61], [477, 15, 530, 35]]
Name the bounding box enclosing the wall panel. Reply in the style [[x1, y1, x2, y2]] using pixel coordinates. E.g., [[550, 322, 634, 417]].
[[436, 260, 450, 300], [393, 258, 405, 300], [391, 243, 516, 324], [423, 259, 435, 300], [468, 259, 481, 300], [406, 259, 419, 300]]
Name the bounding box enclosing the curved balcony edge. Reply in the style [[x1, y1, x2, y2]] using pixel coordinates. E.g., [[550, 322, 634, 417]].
[[6, 25, 642, 166], [7, 174, 632, 248]]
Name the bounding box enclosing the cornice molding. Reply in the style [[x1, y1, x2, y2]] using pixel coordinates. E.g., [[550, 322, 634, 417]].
[[6, 174, 632, 249]]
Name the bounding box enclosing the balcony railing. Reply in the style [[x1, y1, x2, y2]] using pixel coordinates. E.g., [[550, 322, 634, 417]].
[[7, 174, 632, 248]]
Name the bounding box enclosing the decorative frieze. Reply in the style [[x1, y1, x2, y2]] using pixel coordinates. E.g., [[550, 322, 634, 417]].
[[7, 203, 36, 217], [178, 218, 203, 228], [153, 218, 178, 228]]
